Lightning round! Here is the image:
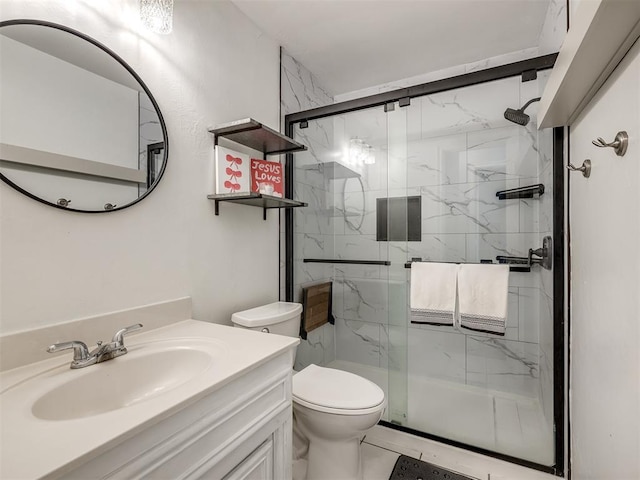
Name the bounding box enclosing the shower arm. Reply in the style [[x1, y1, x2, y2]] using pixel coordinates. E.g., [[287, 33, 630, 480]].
[[520, 97, 541, 112]]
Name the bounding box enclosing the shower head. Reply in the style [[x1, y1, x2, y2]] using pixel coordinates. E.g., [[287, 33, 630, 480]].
[[504, 97, 541, 126]]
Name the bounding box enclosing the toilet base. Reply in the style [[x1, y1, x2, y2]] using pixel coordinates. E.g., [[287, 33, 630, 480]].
[[306, 434, 362, 480], [292, 402, 383, 480]]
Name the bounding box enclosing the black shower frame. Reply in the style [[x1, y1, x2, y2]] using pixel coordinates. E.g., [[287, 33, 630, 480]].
[[284, 53, 565, 476]]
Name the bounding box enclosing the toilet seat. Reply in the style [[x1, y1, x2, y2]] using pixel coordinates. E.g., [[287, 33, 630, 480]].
[[292, 364, 385, 415]]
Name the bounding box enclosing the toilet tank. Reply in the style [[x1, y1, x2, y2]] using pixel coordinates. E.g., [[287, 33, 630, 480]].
[[231, 302, 302, 337]]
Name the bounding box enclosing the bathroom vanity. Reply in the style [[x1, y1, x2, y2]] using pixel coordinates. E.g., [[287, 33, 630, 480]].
[[0, 320, 298, 479]]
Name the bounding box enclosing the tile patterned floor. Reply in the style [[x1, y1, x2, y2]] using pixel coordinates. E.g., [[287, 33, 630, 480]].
[[361, 425, 560, 480]]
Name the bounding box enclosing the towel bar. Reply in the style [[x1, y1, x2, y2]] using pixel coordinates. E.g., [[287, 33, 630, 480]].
[[404, 237, 552, 272], [304, 258, 391, 266], [497, 236, 553, 271], [404, 260, 530, 273]]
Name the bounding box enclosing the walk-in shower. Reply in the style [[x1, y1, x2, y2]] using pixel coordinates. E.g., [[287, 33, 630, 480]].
[[284, 55, 564, 475]]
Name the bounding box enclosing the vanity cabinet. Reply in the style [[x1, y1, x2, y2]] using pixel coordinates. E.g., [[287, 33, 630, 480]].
[[222, 438, 274, 480], [207, 118, 307, 220], [60, 351, 293, 480]]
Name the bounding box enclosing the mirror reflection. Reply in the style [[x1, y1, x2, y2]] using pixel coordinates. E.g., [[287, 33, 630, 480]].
[[0, 21, 168, 212]]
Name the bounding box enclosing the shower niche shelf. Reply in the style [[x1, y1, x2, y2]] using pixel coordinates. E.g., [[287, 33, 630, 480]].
[[207, 118, 308, 219], [496, 184, 545, 200]]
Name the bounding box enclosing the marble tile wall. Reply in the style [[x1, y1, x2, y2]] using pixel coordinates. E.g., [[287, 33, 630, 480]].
[[280, 49, 336, 368], [326, 73, 554, 401], [538, 0, 567, 56]]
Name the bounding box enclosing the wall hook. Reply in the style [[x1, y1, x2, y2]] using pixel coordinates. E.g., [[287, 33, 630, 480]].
[[567, 159, 591, 178], [592, 131, 628, 156]]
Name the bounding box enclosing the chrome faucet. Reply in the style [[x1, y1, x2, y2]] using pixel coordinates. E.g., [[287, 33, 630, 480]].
[[47, 323, 143, 369]]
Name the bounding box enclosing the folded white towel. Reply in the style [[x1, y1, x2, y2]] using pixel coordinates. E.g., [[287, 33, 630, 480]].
[[410, 262, 459, 325], [457, 264, 509, 334]]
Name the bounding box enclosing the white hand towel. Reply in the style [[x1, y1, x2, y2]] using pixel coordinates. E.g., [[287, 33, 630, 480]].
[[410, 262, 459, 325], [457, 264, 509, 334]]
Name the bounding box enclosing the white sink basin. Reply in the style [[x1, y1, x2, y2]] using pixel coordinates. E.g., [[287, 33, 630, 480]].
[[31, 339, 222, 421], [0, 320, 299, 480]]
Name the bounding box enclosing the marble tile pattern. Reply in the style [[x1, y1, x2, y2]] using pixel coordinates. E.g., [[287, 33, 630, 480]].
[[280, 49, 336, 364], [538, 0, 568, 56], [284, 51, 557, 443], [324, 74, 553, 403]]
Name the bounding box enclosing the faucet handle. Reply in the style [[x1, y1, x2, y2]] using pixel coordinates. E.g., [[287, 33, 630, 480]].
[[47, 341, 90, 362], [111, 323, 143, 347]]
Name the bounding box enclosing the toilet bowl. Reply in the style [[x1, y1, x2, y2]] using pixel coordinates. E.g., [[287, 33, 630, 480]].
[[231, 302, 386, 480], [292, 364, 385, 480]]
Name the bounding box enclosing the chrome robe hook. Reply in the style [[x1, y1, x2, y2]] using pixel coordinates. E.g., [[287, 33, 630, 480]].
[[567, 159, 591, 178], [592, 131, 628, 156]]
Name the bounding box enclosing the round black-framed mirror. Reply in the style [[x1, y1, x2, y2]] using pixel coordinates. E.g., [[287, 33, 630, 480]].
[[0, 19, 169, 213]]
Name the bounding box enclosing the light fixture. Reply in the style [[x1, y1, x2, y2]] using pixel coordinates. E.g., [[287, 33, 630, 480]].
[[140, 0, 174, 34], [363, 145, 375, 165], [348, 138, 375, 167]]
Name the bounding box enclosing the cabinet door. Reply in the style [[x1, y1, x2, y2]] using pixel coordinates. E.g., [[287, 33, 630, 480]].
[[221, 438, 274, 480]]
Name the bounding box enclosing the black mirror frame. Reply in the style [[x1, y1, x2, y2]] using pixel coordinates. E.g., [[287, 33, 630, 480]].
[[0, 19, 169, 213]]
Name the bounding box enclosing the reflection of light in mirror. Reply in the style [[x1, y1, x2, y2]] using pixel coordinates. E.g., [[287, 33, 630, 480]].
[[140, 0, 174, 35]]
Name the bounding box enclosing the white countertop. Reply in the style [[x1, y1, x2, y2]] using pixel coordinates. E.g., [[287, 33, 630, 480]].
[[0, 320, 298, 479]]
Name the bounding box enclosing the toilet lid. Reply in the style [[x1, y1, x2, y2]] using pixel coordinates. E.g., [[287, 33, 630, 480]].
[[292, 364, 385, 410]]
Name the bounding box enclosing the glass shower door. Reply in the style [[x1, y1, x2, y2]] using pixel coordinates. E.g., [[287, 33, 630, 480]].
[[382, 104, 410, 426], [399, 74, 555, 465], [290, 103, 410, 425], [289, 68, 557, 467]]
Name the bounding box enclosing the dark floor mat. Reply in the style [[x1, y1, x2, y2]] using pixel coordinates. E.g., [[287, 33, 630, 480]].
[[389, 455, 478, 480]]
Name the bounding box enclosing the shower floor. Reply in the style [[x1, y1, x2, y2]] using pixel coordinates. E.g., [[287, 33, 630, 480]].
[[326, 359, 554, 466]]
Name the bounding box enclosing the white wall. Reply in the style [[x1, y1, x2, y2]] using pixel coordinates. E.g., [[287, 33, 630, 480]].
[[569, 37, 640, 480], [0, 0, 281, 333]]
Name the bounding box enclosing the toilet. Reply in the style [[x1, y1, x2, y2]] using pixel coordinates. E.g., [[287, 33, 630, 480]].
[[231, 302, 386, 480]]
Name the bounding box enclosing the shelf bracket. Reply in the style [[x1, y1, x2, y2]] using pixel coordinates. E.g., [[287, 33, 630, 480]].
[[214, 200, 220, 215]]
